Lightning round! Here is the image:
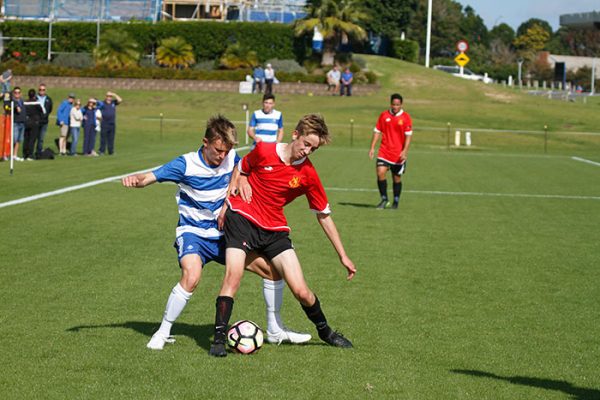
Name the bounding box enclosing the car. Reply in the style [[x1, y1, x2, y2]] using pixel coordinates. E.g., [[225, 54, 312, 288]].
[[433, 65, 493, 84]]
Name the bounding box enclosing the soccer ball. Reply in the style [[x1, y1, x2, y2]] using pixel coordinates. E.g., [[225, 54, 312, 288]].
[[227, 320, 264, 354]]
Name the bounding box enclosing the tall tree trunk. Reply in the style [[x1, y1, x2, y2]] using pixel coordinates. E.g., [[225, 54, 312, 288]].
[[321, 49, 335, 66]]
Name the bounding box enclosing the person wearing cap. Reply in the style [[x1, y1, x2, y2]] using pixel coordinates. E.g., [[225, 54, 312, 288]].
[[97, 91, 122, 156], [82, 98, 101, 156], [56, 92, 76, 155], [264, 63, 276, 96]]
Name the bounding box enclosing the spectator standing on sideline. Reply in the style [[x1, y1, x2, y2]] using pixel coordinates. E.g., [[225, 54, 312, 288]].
[[98, 91, 122, 155], [368, 93, 413, 210], [340, 67, 353, 96], [69, 99, 83, 156], [1, 69, 12, 95], [264, 63, 276, 96], [247, 94, 284, 145], [11, 87, 26, 161], [36, 83, 53, 157], [252, 65, 265, 94], [82, 98, 100, 156], [56, 93, 75, 155], [326, 65, 341, 94], [23, 89, 44, 161]]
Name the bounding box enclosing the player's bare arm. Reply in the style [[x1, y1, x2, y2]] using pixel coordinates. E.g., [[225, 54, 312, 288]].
[[369, 131, 381, 159], [247, 126, 261, 142], [316, 213, 356, 280], [121, 172, 157, 188], [276, 128, 284, 143], [400, 135, 412, 161]]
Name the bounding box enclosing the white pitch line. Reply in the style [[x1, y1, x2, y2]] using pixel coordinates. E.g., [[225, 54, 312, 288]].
[[572, 156, 600, 167], [0, 146, 252, 210], [325, 187, 600, 201]]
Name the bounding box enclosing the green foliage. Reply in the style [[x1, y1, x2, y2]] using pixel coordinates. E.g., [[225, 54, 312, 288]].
[[265, 59, 307, 74], [51, 53, 94, 69], [362, 0, 416, 38], [517, 18, 553, 37], [93, 29, 140, 69], [489, 23, 515, 47], [391, 38, 419, 63], [459, 5, 489, 46], [219, 43, 258, 70], [156, 36, 195, 69]]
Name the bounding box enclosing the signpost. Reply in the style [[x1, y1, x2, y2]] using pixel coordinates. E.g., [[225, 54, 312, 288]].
[[455, 40, 470, 76]]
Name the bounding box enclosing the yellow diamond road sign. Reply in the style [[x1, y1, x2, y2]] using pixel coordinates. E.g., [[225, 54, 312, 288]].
[[455, 53, 470, 67]]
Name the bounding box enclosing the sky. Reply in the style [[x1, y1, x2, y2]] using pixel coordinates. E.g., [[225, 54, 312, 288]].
[[460, 0, 599, 32]]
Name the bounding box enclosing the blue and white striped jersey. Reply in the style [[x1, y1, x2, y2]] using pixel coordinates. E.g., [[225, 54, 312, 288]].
[[153, 148, 239, 240], [249, 109, 283, 142]]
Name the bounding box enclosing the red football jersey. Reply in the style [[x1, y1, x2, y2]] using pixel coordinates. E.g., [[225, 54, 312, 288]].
[[228, 142, 330, 232], [374, 109, 413, 164]]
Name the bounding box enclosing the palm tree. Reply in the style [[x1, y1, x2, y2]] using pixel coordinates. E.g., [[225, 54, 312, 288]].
[[219, 43, 258, 70], [156, 37, 195, 69], [295, 0, 369, 65], [93, 30, 140, 69]]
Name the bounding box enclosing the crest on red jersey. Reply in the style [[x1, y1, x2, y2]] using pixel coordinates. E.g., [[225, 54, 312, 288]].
[[398, 120, 403, 126], [288, 176, 301, 188]]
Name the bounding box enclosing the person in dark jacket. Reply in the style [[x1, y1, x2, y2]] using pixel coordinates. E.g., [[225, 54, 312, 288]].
[[36, 83, 53, 158], [11, 87, 27, 161], [23, 89, 44, 160], [98, 91, 122, 155], [82, 98, 100, 156]]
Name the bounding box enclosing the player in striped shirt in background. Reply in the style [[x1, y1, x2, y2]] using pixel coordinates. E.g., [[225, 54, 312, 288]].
[[122, 115, 310, 350], [247, 94, 284, 145]]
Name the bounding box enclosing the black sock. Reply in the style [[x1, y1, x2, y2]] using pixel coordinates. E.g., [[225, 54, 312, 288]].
[[214, 296, 234, 343], [393, 181, 402, 203], [301, 296, 332, 338], [377, 179, 388, 200]]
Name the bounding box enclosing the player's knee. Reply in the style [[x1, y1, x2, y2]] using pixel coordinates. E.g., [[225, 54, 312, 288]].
[[291, 287, 313, 304]]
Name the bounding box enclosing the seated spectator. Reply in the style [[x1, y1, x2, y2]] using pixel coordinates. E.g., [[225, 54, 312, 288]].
[[252, 65, 265, 94], [340, 67, 353, 96], [326, 65, 341, 94]]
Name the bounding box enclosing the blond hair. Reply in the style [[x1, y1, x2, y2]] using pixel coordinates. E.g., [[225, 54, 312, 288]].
[[205, 114, 237, 147], [294, 114, 331, 145]]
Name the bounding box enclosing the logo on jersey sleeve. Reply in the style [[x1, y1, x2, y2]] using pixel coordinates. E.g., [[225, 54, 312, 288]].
[[288, 176, 301, 188]]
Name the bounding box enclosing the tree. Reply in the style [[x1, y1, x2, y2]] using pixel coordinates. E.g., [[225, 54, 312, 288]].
[[516, 18, 552, 37], [408, 0, 463, 57], [156, 36, 195, 69], [93, 30, 140, 69], [513, 24, 551, 56], [219, 43, 258, 69], [295, 0, 370, 65], [362, 0, 417, 39], [489, 23, 515, 47], [460, 5, 488, 46]]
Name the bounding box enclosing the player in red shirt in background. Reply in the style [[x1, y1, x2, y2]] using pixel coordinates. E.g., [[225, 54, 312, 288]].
[[368, 93, 413, 209], [209, 114, 356, 357]]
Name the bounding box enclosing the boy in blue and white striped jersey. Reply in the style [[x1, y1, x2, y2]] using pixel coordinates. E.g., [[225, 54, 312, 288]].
[[122, 115, 310, 350], [247, 94, 284, 145]]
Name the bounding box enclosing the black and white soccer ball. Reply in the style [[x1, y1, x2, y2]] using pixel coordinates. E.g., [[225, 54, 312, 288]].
[[227, 320, 264, 354]]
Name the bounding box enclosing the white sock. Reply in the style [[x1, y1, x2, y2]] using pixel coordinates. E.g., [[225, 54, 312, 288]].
[[263, 279, 285, 333], [156, 283, 192, 337]]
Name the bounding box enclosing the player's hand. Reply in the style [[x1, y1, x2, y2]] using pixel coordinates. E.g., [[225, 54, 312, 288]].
[[340, 255, 356, 280], [238, 175, 252, 203], [400, 150, 408, 162], [255, 137, 263, 143], [368, 149, 374, 159], [217, 203, 228, 230], [122, 175, 139, 187]]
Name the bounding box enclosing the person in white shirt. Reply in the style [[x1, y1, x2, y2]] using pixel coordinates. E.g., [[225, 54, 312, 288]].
[[264, 63, 276, 96], [69, 99, 83, 156], [326, 65, 341, 94]]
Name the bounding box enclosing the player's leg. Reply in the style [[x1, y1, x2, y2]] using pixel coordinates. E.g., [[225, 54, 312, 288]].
[[376, 161, 390, 209], [390, 162, 406, 209], [210, 247, 247, 357], [270, 249, 352, 348], [245, 253, 311, 344], [147, 254, 202, 350]]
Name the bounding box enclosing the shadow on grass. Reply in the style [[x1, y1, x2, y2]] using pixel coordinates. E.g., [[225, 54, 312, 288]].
[[451, 369, 600, 400], [67, 321, 214, 351], [337, 201, 376, 209]]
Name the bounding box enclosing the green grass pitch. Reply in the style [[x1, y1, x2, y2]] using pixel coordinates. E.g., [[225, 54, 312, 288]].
[[0, 56, 599, 399]]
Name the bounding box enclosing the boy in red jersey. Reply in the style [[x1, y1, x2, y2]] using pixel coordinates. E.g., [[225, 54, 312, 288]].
[[368, 93, 413, 209], [209, 114, 356, 357]]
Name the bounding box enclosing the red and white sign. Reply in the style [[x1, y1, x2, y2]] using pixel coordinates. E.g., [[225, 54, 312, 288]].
[[456, 40, 469, 53]]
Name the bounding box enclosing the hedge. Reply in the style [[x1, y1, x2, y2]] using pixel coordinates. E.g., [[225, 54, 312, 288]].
[[0, 20, 305, 63], [390, 38, 419, 63]]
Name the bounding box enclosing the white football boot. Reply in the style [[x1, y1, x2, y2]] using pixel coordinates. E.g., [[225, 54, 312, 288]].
[[267, 327, 312, 345], [147, 333, 176, 350]]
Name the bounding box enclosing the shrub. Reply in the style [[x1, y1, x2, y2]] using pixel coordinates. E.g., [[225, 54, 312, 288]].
[[52, 53, 94, 69], [156, 36, 195, 69], [265, 59, 307, 74], [391, 38, 419, 63]]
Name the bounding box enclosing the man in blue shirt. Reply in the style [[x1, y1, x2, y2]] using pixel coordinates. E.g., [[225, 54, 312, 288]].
[[340, 67, 353, 96], [252, 65, 265, 94], [98, 91, 122, 155], [56, 93, 75, 155], [122, 115, 310, 350]]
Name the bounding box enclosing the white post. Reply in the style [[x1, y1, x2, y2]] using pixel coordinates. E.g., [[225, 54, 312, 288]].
[[465, 131, 472, 146], [460, 66, 464, 76], [47, 0, 56, 61], [245, 109, 249, 145], [96, 0, 103, 48], [425, 0, 432, 68], [454, 130, 461, 147], [508, 75, 513, 86]]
